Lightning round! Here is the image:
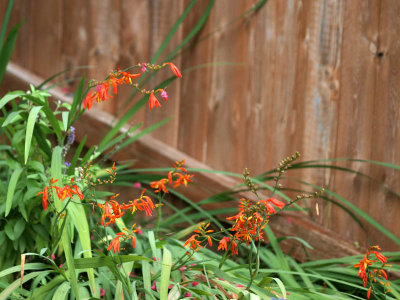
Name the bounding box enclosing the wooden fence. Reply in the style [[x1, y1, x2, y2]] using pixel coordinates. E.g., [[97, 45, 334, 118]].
[[1, 0, 399, 256]]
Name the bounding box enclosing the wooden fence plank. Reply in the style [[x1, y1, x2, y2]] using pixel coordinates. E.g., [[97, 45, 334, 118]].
[[1, 0, 399, 252]]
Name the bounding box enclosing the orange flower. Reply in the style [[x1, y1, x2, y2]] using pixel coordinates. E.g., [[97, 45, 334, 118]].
[[149, 91, 161, 110], [95, 83, 113, 103], [354, 254, 374, 287], [37, 186, 49, 210], [83, 91, 96, 110], [107, 233, 124, 253], [150, 178, 169, 193], [370, 250, 387, 264], [231, 240, 238, 255], [71, 185, 84, 200], [183, 234, 202, 251], [172, 173, 194, 188], [122, 189, 155, 217], [166, 62, 182, 78], [119, 71, 141, 84], [260, 198, 285, 214], [193, 223, 214, 247], [218, 237, 230, 251]]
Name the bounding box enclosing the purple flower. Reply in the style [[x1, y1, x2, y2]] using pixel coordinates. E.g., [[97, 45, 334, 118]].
[[67, 126, 75, 146], [64, 162, 71, 167]]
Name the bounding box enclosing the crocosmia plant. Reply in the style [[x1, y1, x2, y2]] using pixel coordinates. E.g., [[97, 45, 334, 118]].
[[0, 51, 398, 300]]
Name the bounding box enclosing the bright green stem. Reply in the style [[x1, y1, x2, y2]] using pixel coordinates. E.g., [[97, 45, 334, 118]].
[[246, 239, 261, 290]]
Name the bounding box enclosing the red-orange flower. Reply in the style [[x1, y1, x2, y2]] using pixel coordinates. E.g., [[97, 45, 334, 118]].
[[218, 237, 230, 251], [107, 233, 124, 253], [193, 223, 214, 247], [260, 198, 285, 214], [83, 91, 96, 110], [37, 186, 49, 210], [149, 91, 161, 110], [122, 189, 155, 217], [172, 173, 194, 188], [150, 178, 169, 193], [95, 83, 113, 103], [370, 250, 387, 264], [166, 62, 182, 78], [183, 234, 202, 251], [354, 254, 373, 287], [119, 71, 141, 84], [231, 239, 238, 255]]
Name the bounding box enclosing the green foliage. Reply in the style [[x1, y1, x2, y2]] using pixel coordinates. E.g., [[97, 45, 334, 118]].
[[1, 1, 399, 299]]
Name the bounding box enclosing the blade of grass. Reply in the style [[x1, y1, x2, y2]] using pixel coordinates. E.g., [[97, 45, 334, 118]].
[[164, 0, 214, 62], [0, 0, 14, 46], [68, 76, 85, 128], [0, 21, 21, 85], [0, 271, 52, 300], [67, 135, 87, 175], [150, 0, 198, 64]]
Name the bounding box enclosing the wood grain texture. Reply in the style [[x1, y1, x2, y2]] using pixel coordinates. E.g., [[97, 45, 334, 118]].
[[1, 0, 399, 253]]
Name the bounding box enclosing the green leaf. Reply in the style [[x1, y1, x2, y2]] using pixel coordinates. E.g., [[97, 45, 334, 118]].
[[68, 76, 85, 127], [52, 281, 70, 300], [97, 123, 142, 154], [116, 117, 171, 153], [51, 146, 80, 300], [0, 262, 50, 278], [0, 0, 14, 47], [151, 0, 198, 63], [5, 167, 23, 216], [73, 255, 151, 269], [68, 199, 95, 292], [67, 135, 87, 175], [142, 261, 155, 300], [14, 218, 25, 239], [160, 247, 172, 300], [0, 91, 24, 110], [4, 222, 15, 240], [2, 110, 22, 127], [62, 111, 69, 131], [25, 105, 42, 164], [24, 94, 62, 141], [164, 0, 214, 62], [31, 275, 66, 299], [0, 21, 21, 85], [33, 124, 51, 159], [0, 270, 52, 299]]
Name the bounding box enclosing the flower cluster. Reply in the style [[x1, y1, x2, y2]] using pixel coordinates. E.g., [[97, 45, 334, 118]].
[[107, 225, 139, 253], [183, 223, 214, 252], [219, 197, 285, 254], [353, 245, 391, 299], [182, 197, 285, 255], [82, 62, 182, 110], [37, 178, 84, 210], [150, 159, 194, 194], [97, 189, 155, 227]]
